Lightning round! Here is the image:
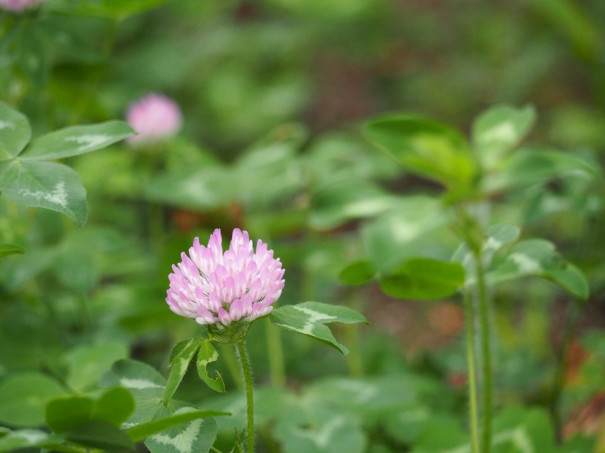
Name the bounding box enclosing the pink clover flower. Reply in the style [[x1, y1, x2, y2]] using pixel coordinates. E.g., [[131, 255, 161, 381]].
[[0, 0, 45, 11], [126, 93, 182, 145], [166, 229, 285, 329]]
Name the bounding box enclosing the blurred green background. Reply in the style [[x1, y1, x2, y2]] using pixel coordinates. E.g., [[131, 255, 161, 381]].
[[1, 0, 605, 451]]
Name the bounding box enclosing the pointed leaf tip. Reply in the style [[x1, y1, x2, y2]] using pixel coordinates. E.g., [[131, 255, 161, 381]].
[[270, 301, 368, 355]]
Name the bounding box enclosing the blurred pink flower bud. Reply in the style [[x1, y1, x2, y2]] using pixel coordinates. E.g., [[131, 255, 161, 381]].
[[166, 229, 285, 330], [126, 93, 182, 145], [0, 0, 45, 11]]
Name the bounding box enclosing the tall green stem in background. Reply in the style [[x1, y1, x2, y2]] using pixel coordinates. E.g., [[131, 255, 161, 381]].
[[472, 246, 493, 453], [265, 320, 286, 388], [464, 290, 480, 453], [236, 341, 255, 452], [550, 300, 581, 442], [344, 293, 365, 377], [459, 206, 493, 453], [249, 229, 287, 389], [220, 344, 243, 390]]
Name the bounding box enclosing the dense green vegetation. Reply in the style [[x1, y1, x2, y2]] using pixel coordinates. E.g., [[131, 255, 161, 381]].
[[1, 1, 604, 452]]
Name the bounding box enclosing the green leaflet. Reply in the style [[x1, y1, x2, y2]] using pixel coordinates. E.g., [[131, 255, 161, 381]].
[[472, 104, 536, 169], [99, 358, 228, 451], [337, 259, 375, 286], [99, 359, 168, 425], [63, 340, 129, 392], [379, 257, 465, 300], [0, 430, 65, 453], [45, 388, 135, 433], [66, 420, 135, 452], [93, 387, 136, 427], [364, 114, 476, 196], [0, 102, 30, 160], [145, 417, 218, 453], [0, 160, 88, 226], [20, 121, 134, 160], [0, 102, 133, 225], [196, 340, 226, 393], [485, 147, 601, 194], [361, 197, 453, 274], [270, 301, 368, 355], [488, 239, 589, 300], [452, 223, 522, 285], [0, 372, 67, 427], [0, 243, 24, 258], [310, 180, 398, 230], [46, 397, 95, 433], [128, 409, 226, 442], [164, 338, 226, 397], [164, 339, 201, 403]]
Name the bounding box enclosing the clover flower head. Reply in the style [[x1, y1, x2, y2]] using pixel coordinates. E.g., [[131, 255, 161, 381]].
[[0, 0, 44, 11], [126, 93, 182, 145], [166, 229, 285, 328]]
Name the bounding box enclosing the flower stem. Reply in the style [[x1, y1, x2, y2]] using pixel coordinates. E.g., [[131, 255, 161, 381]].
[[473, 247, 492, 453], [236, 341, 255, 452], [464, 289, 480, 453]]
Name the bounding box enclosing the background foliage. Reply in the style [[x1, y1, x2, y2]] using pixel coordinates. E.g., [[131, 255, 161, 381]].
[[1, 0, 605, 452]]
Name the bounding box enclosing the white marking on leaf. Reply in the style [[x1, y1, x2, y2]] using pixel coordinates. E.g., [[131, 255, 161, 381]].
[[345, 197, 393, 217], [14, 430, 47, 443], [150, 419, 203, 453], [294, 417, 345, 448], [0, 120, 15, 130], [199, 349, 218, 365], [541, 197, 566, 212], [313, 417, 344, 448], [481, 122, 516, 144], [120, 378, 163, 389], [293, 306, 336, 335], [484, 237, 502, 252], [19, 181, 67, 208], [179, 178, 213, 201], [494, 428, 533, 453], [397, 408, 429, 423], [511, 429, 533, 453], [64, 134, 112, 151], [391, 218, 423, 243], [339, 380, 378, 403], [175, 357, 188, 371], [510, 253, 541, 274]]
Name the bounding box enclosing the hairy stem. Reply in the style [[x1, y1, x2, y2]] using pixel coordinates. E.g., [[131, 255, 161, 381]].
[[464, 289, 480, 453], [236, 341, 255, 452]]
